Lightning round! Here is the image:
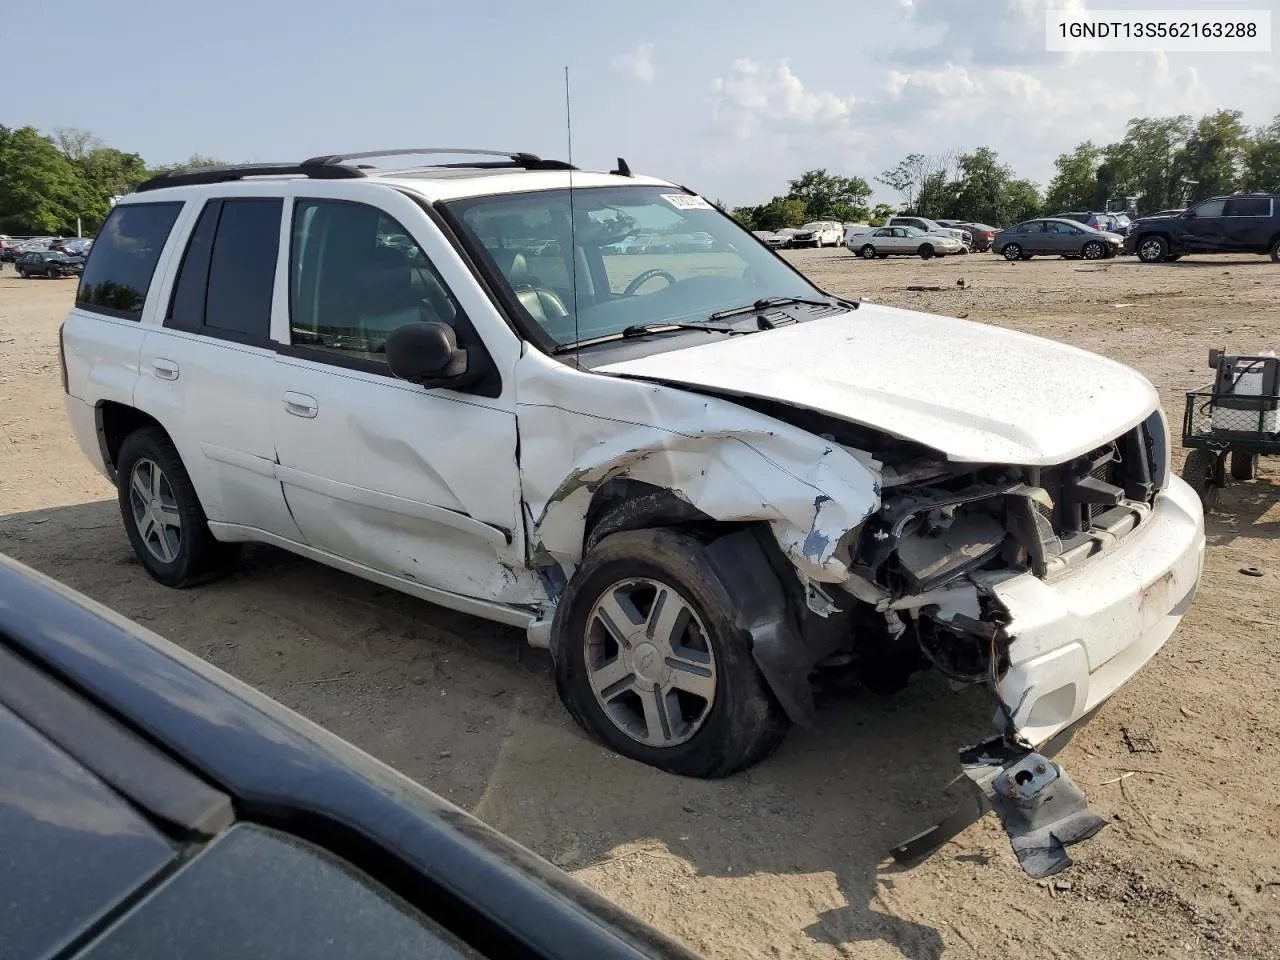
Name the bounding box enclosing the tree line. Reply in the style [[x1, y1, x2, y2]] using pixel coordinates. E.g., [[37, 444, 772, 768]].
[[730, 107, 1280, 232], [5, 108, 1280, 237], [0, 125, 222, 236]]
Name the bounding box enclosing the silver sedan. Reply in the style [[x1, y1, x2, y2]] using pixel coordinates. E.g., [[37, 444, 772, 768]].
[[851, 226, 965, 260]]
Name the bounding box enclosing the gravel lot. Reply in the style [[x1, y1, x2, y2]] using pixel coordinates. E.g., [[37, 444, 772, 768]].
[[2, 249, 1279, 959]]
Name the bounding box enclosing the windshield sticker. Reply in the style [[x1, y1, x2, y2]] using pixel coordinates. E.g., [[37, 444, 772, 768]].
[[661, 194, 713, 211]]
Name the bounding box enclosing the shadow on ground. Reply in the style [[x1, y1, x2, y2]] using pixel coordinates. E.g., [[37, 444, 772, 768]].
[[1, 500, 1005, 959], [1205, 476, 1280, 547]]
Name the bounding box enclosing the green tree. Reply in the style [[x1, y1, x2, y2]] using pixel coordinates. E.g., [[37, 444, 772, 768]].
[[938, 147, 1040, 225], [868, 202, 895, 226], [147, 153, 230, 176], [1175, 109, 1247, 201], [1045, 141, 1101, 213], [786, 169, 870, 221], [1242, 114, 1280, 191], [0, 126, 93, 234], [749, 196, 808, 232], [1108, 115, 1193, 213]]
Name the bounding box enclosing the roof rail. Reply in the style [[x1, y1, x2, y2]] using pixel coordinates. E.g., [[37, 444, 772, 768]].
[[301, 148, 577, 172], [135, 162, 366, 193]]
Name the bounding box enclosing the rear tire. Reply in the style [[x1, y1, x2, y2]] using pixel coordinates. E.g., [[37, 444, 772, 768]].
[[1230, 451, 1259, 482], [116, 427, 238, 587], [1181, 448, 1221, 512], [1002, 243, 1022, 261], [551, 528, 790, 778]]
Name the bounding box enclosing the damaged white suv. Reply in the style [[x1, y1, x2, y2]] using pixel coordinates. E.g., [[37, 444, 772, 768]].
[[61, 149, 1205, 780]]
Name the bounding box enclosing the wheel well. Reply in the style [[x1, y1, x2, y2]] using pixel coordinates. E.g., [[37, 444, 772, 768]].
[[582, 479, 733, 553], [97, 402, 165, 479], [1268, 231, 1280, 250]]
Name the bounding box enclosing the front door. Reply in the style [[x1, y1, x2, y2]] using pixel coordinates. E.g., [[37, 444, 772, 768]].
[[1179, 198, 1228, 252], [268, 186, 532, 605]]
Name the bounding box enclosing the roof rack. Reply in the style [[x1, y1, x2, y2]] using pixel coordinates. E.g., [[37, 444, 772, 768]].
[[135, 162, 366, 193], [301, 148, 577, 172]]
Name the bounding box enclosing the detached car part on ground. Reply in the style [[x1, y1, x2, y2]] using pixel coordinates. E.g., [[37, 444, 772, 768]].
[[60, 153, 1204, 877], [0, 553, 699, 960]]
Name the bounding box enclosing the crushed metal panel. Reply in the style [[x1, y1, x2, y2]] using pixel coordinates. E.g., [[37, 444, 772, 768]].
[[960, 737, 1107, 878], [515, 350, 880, 581]]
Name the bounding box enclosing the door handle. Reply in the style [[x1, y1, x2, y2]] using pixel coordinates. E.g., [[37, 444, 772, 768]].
[[284, 392, 318, 418], [152, 358, 179, 381]]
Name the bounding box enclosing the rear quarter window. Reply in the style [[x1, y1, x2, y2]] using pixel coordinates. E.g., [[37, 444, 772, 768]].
[[76, 203, 182, 320]]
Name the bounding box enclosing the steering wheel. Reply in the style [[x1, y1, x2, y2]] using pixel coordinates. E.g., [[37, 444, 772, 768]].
[[622, 269, 677, 297]]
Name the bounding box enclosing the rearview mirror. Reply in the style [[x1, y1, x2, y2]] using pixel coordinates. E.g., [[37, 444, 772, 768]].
[[386, 321, 469, 385]]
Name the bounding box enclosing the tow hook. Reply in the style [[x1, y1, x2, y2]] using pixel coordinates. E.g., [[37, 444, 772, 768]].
[[890, 736, 1107, 878]]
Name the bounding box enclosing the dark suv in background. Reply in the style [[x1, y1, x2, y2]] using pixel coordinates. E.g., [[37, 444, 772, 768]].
[[1125, 193, 1280, 262]]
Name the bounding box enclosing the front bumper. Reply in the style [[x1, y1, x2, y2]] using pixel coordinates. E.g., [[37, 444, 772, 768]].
[[983, 475, 1205, 745]]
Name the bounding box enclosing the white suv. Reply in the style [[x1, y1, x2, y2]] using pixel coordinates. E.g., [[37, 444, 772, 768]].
[[60, 149, 1204, 781]]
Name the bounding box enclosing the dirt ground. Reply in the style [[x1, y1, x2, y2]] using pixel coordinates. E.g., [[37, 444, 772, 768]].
[[3, 248, 1280, 960]]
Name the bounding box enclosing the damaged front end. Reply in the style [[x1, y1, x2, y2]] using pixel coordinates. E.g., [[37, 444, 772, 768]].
[[840, 422, 1162, 874]]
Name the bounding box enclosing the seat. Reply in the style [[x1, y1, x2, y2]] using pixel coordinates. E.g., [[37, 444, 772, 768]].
[[490, 248, 570, 329]]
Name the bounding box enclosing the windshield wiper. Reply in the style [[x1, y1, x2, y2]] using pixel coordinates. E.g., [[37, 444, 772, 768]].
[[621, 321, 744, 338], [551, 321, 747, 354], [708, 295, 857, 323]]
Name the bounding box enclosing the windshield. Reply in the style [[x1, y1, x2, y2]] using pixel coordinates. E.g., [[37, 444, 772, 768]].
[[445, 185, 820, 349]]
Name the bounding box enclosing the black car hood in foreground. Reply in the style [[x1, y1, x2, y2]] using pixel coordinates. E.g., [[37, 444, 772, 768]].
[[0, 555, 699, 960]]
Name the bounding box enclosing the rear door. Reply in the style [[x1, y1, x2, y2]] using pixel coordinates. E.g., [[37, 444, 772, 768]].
[[1223, 196, 1274, 252], [268, 184, 532, 605], [1179, 198, 1228, 252], [135, 192, 305, 540]]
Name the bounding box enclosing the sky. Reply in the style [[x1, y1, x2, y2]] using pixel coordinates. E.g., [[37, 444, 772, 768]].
[[2, 0, 1277, 206]]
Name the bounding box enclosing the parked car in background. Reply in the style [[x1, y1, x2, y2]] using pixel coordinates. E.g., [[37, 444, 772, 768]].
[[1151, 208, 1187, 218], [764, 227, 798, 249], [889, 216, 971, 250], [1057, 211, 1111, 231], [1125, 194, 1280, 263], [853, 225, 964, 259], [0, 553, 698, 960], [938, 220, 999, 252], [994, 218, 1123, 261], [0, 237, 19, 262], [788, 220, 844, 248], [16, 250, 85, 278], [751, 230, 777, 245], [843, 223, 875, 249]]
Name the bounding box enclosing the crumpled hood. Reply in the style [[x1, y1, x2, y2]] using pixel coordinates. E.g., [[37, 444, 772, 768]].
[[596, 303, 1159, 466]]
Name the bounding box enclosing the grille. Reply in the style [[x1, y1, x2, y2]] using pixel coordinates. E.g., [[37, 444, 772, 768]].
[[1034, 437, 1140, 539]]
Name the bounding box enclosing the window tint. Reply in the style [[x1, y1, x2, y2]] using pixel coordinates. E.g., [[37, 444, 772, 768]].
[[1191, 199, 1226, 218], [290, 200, 461, 363], [203, 199, 281, 339], [1016, 221, 1041, 234], [1227, 196, 1272, 217], [166, 201, 220, 332], [1050, 222, 1079, 234], [76, 203, 181, 320]]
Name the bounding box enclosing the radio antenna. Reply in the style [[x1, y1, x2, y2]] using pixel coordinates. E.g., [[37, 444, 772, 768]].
[[564, 66, 581, 369]]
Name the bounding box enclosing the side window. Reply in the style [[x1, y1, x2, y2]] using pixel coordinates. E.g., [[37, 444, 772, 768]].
[[166, 201, 220, 332], [1226, 197, 1272, 217], [289, 199, 462, 365], [1191, 199, 1226, 218], [76, 202, 182, 320], [203, 199, 282, 340]]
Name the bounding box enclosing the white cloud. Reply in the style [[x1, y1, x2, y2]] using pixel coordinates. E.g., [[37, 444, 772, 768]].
[[710, 59, 857, 139], [610, 43, 655, 84]]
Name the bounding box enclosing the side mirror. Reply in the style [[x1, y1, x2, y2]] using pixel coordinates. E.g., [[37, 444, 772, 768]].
[[386, 321, 469, 385]]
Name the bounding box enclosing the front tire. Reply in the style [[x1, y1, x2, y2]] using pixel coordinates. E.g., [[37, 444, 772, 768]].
[[1082, 240, 1105, 260], [116, 427, 237, 587], [918, 244, 934, 259], [1137, 235, 1169, 263], [860, 244, 877, 260], [1002, 243, 1022, 261], [551, 528, 790, 778]]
